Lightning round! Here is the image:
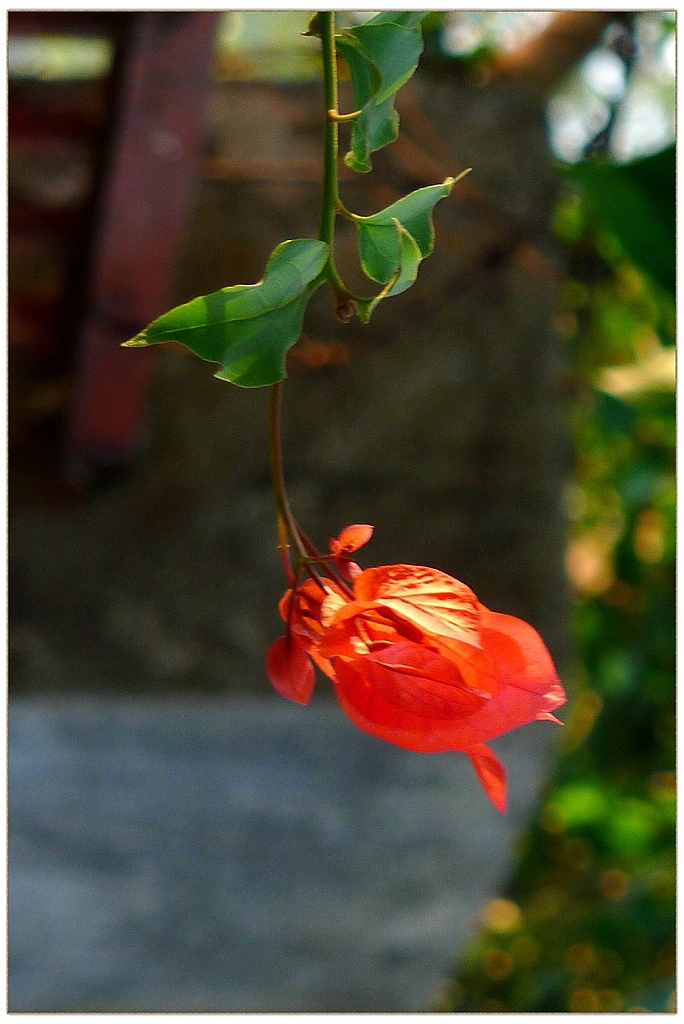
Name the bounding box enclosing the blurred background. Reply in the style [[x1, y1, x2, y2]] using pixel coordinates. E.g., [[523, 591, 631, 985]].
[[8, 9, 675, 1013]]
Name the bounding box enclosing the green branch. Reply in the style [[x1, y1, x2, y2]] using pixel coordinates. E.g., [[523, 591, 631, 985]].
[[318, 11, 339, 248], [317, 11, 353, 308]]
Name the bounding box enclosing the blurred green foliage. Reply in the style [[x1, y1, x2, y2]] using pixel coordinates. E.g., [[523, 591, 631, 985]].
[[434, 145, 675, 1014], [564, 146, 675, 298]]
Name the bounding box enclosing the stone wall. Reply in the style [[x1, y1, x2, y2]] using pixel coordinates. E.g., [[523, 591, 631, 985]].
[[9, 71, 571, 695], [152, 73, 571, 662]]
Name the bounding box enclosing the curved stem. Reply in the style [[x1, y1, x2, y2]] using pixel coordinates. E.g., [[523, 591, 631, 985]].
[[269, 383, 328, 593], [297, 524, 355, 599], [327, 107, 362, 123], [336, 199, 357, 221], [269, 382, 308, 567]]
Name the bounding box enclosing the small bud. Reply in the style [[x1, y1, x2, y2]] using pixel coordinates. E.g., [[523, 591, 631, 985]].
[[335, 297, 357, 323]]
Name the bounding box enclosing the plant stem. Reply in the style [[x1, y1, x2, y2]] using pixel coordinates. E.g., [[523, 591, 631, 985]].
[[318, 11, 338, 247], [297, 524, 355, 598], [269, 382, 329, 593], [269, 383, 353, 597], [317, 11, 347, 297], [268, 14, 358, 594], [269, 382, 306, 565]]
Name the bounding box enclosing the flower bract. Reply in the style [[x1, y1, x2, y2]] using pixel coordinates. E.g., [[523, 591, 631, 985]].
[[266, 526, 566, 813]]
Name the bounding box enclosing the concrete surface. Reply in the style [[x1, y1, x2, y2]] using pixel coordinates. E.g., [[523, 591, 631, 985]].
[[9, 694, 559, 1012]]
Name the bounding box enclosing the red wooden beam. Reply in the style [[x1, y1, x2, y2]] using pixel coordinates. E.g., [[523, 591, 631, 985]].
[[63, 11, 219, 473]]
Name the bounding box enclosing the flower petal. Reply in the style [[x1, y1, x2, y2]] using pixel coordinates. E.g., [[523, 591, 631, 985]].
[[284, 579, 334, 649], [421, 633, 502, 698], [329, 523, 374, 555], [468, 744, 507, 813], [332, 652, 488, 753], [479, 607, 564, 696], [265, 636, 315, 705], [429, 612, 566, 747], [354, 641, 485, 717], [439, 680, 563, 746], [318, 605, 404, 660], [320, 589, 346, 627], [354, 565, 482, 647]]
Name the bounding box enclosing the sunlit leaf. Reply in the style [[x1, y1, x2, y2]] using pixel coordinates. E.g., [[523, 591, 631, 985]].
[[356, 219, 423, 322], [338, 12, 425, 173], [124, 239, 328, 388], [353, 177, 460, 285]]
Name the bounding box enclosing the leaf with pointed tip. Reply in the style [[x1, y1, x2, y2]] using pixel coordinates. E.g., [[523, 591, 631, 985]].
[[356, 219, 422, 323], [123, 239, 328, 388], [337, 12, 424, 174], [352, 176, 466, 321]]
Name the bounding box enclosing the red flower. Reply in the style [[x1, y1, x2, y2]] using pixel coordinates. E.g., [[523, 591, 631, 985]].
[[266, 526, 566, 813]]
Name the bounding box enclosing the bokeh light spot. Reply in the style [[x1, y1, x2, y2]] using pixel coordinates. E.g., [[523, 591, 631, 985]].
[[570, 988, 601, 1012], [480, 898, 522, 933], [598, 989, 625, 1012], [567, 943, 597, 974], [633, 508, 666, 563], [484, 949, 514, 981], [562, 690, 602, 752], [480, 998, 506, 1012], [600, 868, 630, 901], [566, 532, 615, 596], [559, 837, 593, 872]]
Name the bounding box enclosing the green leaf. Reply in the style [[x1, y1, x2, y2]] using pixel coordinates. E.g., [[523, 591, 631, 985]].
[[563, 146, 675, 295], [123, 239, 328, 388], [360, 12, 425, 32], [356, 219, 422, 322], [352, 176, 460, 286], [337, 12, 424, 173]]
